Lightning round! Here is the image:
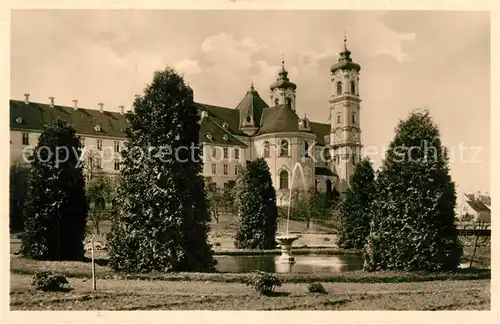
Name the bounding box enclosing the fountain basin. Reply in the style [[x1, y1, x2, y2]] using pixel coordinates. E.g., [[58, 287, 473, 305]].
[[276, 235, 301, 264]]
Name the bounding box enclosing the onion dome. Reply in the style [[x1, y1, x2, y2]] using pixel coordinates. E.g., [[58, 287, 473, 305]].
[[330, 36, 361, 73], [269, 58, 297, 91]]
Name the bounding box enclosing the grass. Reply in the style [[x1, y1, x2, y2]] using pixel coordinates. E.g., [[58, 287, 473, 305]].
[[10, 273, 490, 310], [10, 215, 491, 310]]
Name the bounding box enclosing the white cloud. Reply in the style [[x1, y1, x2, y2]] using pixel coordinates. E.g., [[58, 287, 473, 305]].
[[355, 19, 416, 62], [174, 59, 201, 75], [188, 33, 298, 106]]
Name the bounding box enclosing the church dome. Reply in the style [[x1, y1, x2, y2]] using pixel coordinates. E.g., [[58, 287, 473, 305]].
[[270, 59, 297, 91], [330, 38, 361, 73]]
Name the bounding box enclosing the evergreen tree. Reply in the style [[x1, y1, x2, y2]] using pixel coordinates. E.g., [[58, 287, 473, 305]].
[[10, 163, 30, 232], [337, 157, 376, 249], [364, 109, 462, 272], [107, 67, 215, 273], [234, 158, 278, 249], [21, 119, 87, 260]]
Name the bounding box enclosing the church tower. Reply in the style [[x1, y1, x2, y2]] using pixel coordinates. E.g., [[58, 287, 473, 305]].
[[269, 57, 297, 111], [329, 37, 362, 192]]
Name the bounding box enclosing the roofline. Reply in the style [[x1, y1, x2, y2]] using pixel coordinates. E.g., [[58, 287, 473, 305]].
[[200, 141, 247, 148], [10, 99, 127, 115], [11, 127, 126, 140]]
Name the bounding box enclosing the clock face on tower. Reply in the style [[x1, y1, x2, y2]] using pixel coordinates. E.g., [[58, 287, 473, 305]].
[[350, 128, 358, 141]]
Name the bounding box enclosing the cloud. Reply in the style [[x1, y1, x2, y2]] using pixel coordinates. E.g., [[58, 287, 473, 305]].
[[174, 59, 201, 75], [184, 33, 298, 107]]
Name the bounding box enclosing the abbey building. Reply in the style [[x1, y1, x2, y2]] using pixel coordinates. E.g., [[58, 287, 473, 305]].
[[9, 40, 363, 206]]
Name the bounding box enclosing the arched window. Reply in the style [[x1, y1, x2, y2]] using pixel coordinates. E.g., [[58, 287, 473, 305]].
[[301, 141, 309, 158], [286, 97, 292, 109], [336, 81, 342, 95], [274, 98, 279, 106], [279, 139, 289, 157], [279, 170, 289, 190], [326, 179, 332, 195], [246, 115, 251, 123], [350, 81, 356, 95], [263, 141, 270, 158]]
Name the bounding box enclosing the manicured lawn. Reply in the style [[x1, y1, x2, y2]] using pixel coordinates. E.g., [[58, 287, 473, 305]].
[[10, 273, 490, 310], [9, 215, 491, 310]]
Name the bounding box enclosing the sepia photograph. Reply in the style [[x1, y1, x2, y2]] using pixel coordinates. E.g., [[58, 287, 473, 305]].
[[6, 8, 492, 314]]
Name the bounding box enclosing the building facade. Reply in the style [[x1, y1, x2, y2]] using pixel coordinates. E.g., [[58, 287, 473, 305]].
[[10, 42, 363, 205]]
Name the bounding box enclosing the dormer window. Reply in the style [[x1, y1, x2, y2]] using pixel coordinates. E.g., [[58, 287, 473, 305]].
[[94, 124, 101, 132], [245, 115, 251, 123], [274, 98, 279, 106], [222, 122, 228, 129], [16, 117, 23, 124], [303, 119, 308, 128], [222, 135, 228, 141], [206, 133, 212, 140]]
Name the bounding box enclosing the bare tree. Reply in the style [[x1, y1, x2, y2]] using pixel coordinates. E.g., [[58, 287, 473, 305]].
[[459, 220, 491, 268], [83, 149, 113, 235]]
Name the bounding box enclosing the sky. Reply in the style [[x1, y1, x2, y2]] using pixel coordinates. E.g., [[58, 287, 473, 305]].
[[10, 10, 490, 194]]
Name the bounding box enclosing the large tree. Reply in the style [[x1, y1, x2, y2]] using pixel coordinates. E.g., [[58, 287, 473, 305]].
[[337, 157, 376, 249], [106, 67, 215, 273], [364, 109, 462, 272], [21, 119, 87, 260], [234, 158, 278, 249]]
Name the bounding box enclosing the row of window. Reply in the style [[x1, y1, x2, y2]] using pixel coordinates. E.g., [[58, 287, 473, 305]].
[[87, 156, 122, 171], [201, 147, 240, 159], [262, 140, 310, 158], [21, 132, 122, 153], [336, 112, 357, 124], [211, 163, 241, 175], [336, 80, 356, 96], [278, 171, 335, 191]]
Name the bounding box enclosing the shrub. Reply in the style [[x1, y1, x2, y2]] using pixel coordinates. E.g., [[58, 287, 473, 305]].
[[364, 109, 462, 272], [32, 271, 69, 292], [10, 163, 30, 232], [21, 119, 88, 261], [308, 282, 328, 294], [107, 68, 215, 273], [234, 158, 278, 249], [337, 158, 376, 249], [245, 271, 281, 295]]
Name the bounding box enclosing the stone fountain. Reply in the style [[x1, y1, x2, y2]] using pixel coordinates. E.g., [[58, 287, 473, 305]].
[[276, 162, 309, 265], [276, 234, 300, 263]]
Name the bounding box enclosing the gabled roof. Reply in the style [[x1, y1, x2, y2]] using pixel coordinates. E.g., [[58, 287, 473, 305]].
[[199, 116, 247, 147], [464, 193, 490, 212], [10, 99, 126, 138], [194, 102, 247, 136], [309, 122, 330, 146], [256, 104, 313, 135]]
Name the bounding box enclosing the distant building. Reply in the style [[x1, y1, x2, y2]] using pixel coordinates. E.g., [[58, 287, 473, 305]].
[[460, 192, 491, 223], [10, 39, 363, 206]]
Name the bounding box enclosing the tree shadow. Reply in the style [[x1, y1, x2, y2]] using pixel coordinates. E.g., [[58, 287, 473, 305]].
[[262, 290, 290, 297], [82, 257, 109, 267]]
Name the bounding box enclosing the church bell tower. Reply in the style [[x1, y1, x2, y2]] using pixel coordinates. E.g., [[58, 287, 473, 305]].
[[329, 37, 362, 192]]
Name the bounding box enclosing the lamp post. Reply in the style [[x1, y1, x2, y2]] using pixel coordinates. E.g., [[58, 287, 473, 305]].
[[91, 234, 96, 291]]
